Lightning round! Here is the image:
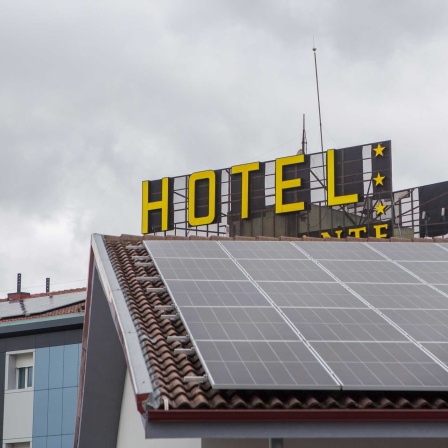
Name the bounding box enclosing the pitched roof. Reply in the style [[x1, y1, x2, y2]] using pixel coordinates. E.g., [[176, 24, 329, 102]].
[[0, 288, 86, 323], [100, 233, 448, 416]]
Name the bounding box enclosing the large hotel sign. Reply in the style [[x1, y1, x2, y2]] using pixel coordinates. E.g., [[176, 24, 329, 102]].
[[142, 141, 397, 239]]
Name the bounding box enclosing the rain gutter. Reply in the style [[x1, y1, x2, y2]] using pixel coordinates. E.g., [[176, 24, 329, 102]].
[[148, 408, 448, 423]]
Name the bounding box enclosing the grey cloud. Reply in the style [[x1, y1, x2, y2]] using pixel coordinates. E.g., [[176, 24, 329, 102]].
[[1, 0, 448, 293]]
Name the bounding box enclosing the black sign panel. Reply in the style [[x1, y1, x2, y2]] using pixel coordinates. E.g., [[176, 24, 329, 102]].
[[231, 163, 266, 219], [371, 140, 392, 200], [190, 170, 222, 224], [419, 180, 448, 237], [335, 145, 364, 201], [282, 155, 311, 211], [145, 177, 174, 233]]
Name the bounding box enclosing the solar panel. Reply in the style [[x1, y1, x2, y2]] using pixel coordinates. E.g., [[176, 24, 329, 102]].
[[164, 280, 271, 307], [348, 283, 448, 310], [179, 306, 298, 342], [256, 282, 367, 308], [382, 309, 448, 342], [0, 301, 24, 319], [297, 241, 384, 260], [398, 262, 448, 285], [423, 343, 448, 364], [370, 242, 448, 261], [238, 259, 334, 282], [144, 239, 448, 391], [281, 308, 408, 342], [435, 284, 448, 296], [195, 340, 338, 389], [319, 260, 420, 284], [23, 291, 85, 315], [144, 240, 227, 259], [311, 341, 448, 390], [221, 241, 307, 259], [152, 258, 248, 281]]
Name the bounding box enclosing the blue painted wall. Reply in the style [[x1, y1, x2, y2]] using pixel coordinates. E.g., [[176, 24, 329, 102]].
[[32, 343, 82, 448]]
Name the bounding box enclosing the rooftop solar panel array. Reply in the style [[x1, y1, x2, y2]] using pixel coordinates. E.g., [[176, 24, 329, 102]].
[[144, 240, 448, 391], [0, 290, 85, 320]]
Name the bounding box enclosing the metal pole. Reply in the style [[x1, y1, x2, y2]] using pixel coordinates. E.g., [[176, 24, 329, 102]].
[[299, 113, 307, 155], [313, 46, 327, 198], [269, 438, 284, 448], [313, 46, 324, 156]]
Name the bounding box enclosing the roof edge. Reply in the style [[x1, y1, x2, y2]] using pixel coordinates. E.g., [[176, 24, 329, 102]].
[[91, 233, 153, 408], [0, 312, 84, 328], [0, 314, 84, 337], [148, 408, 448, 423]]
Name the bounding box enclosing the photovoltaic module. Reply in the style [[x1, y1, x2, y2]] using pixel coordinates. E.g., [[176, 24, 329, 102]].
[[144, 240, 448, 391]]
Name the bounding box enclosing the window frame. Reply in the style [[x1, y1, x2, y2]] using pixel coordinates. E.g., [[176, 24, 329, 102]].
[[16, 366, 33, 390], [5, 350, 35, 392]]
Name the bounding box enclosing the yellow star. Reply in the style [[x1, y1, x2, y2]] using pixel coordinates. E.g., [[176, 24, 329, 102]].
[[373, 143, 385, 157], [375, 201, 386, 216], [373, 172, 385, 186]]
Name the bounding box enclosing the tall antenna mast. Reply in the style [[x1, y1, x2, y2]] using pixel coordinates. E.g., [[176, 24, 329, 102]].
[[313, 45, 326, 195], [313, 46, 324, 155]]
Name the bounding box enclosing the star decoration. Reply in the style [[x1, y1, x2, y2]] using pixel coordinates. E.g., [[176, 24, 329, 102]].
[[373, 172, 385, 186], [373, 143, 385, 157], [375, 201, 386, 216]]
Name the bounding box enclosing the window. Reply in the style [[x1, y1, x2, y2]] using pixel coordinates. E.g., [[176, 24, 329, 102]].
[[5, 351, 34, 391], [16, 366, 33, 389]]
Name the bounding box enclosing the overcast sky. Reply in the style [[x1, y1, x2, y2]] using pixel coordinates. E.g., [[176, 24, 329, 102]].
[[1, 0, 448, 295]]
